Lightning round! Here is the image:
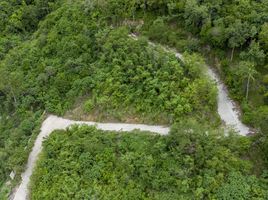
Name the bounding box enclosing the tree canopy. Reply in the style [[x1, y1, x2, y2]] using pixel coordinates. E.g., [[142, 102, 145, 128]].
[[30, 123, 268, 200]]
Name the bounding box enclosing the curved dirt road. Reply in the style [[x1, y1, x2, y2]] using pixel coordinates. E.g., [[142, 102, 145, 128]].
[[131, 34, 250, 135], [207, 68, 250, 135], [12, 115, 169, 200]]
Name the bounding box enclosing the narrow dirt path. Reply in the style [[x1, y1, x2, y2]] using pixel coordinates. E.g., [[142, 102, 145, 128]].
[[12, 115, 169, 200], [207, 68, 250, 135]]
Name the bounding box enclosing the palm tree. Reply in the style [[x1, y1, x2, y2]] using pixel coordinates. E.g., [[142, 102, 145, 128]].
[[245, 66, 257, 101], [237, 61, 257, 102]]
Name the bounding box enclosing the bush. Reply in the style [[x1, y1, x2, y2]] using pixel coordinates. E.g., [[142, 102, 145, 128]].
[[83, 99, 94, 113]]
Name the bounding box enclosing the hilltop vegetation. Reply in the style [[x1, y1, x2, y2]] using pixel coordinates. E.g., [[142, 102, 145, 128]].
[[126, 0, 268, 164], [91, 0, 268, 174], [0, 1, 216, 193], [0, 0, 62, 58]]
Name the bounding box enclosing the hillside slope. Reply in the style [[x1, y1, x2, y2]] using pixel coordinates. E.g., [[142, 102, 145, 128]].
[[0, 0, 268, 199]]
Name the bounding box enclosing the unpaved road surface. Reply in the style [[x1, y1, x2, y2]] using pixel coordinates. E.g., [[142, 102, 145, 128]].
[[131, 34, 249, 135], [12, 115, 169, 200], [207, 68, 250, 135]]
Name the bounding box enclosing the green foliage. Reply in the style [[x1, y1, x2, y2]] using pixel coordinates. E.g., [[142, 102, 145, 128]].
[[0, 183, 10, 200], [0, 112, 43, 186], [216, 172, 268, 200], [0, 0, 61, 59], [144, 17, 200, 53], [231, 61, 257, 100], [183, 0, 209, 34], [87, 29, 216, 122], [83, 100, 94, 113], [1, 0, 268, 197], [240, 41, 266, 66], [126, 0, 268, 166], [1, 0, 61, 34], [30, 124, 267, 199], [243, 105, 268, 165], [259, 23, 268, 51]]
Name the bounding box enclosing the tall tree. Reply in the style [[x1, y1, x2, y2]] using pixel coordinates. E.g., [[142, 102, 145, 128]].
[[236, 61, 257, 101], [259, 23, 268, 51], [227, 20, 253, 61], [240, 41, 265, 66]]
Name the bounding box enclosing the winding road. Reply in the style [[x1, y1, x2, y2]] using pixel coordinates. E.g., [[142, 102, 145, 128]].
[[131, 33, 249, 135], [11, 36, 250, 200]]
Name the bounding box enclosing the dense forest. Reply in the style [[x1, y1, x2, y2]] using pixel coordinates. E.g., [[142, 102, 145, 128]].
[[137, 0, 268, 134], [0, 0, 268, 199]]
